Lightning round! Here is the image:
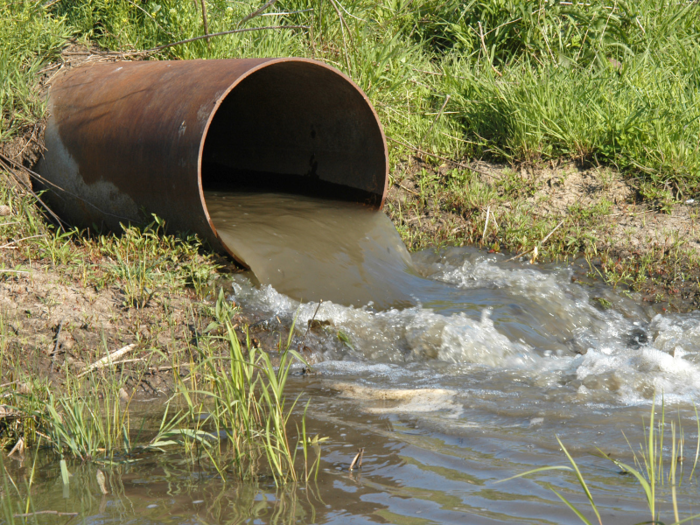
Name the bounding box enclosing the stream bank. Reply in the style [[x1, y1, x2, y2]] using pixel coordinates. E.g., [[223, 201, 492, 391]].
[[2, 46, 700, 525], [1, 60, 699, 396], [1, 46, 698, 388]]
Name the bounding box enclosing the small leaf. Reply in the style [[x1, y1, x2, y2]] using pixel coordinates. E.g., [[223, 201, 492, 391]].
[[204, 321, 220, 333], [96, 469, 108, 495], [552, 488, 594, 525], [59, 459, 70, 486], [337, 330, 354, 350]]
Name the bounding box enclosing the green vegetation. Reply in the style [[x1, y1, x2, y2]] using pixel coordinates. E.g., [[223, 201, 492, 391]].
[[2, 0, 700, 194], [0, 1, 67, 142], [0, 178, 222, 309], [387, 163, 700, 308], [1, 291, 316, 484], [500, 400, 700, 525]]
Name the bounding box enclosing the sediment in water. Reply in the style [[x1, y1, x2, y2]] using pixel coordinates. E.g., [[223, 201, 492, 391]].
[[205, 191, 443, 309]]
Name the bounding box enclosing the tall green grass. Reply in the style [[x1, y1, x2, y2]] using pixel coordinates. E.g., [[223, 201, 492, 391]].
[[168, 291, 316, 484], [0, 1, 68, 142], [0, 290, 315, 485], [2, 1, 698, 196]]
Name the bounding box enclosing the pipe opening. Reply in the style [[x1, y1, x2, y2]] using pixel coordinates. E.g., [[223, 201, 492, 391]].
[[201, 61, 386, 206]]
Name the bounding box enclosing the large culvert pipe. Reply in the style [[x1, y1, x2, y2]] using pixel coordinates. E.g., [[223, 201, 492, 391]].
[[37, 58, 388, 264]]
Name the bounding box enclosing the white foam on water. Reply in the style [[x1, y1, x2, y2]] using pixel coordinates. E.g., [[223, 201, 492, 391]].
[[430, 254, 629, 344], [649, 313, 700, 356], [313, 360, 406, 377], [230, 249, 700, 407], [235, 281, 534, 367], [329, 382, 464, 417]]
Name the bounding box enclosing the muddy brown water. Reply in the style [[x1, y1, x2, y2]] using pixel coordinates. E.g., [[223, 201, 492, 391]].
[[4, 192, 700, 523], [204, 191, 446, 309]]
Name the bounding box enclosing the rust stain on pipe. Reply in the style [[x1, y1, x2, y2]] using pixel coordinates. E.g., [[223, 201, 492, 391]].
[[38, 58, 388, 263]]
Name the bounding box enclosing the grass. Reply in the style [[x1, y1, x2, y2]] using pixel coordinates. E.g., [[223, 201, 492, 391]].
[[163, 290, 319, 484], [1, 289, 316, 485], [0, 1, 67, 143], [499, 397, 700, 525], [2, 1, 699, 195], [95, 215, 220, 307], [0, 168, 222, 306]]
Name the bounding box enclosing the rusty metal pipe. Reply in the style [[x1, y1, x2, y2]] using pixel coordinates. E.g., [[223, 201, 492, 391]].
[[37, 58, 388, 263]]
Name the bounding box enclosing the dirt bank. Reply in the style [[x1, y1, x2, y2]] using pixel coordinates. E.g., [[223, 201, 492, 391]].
[[387, 156, 700, 312]]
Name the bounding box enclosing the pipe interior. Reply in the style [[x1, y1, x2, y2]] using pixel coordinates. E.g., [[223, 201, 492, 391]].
[[201, 61, 386, 206]]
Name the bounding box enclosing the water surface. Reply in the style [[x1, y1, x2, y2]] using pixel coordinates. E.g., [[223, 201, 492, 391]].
[[5, 193, 700, 524], [205, 190, 700, 521]]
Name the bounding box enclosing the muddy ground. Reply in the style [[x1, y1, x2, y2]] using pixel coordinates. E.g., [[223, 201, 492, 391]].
[[388, 156, 700, 310], [1, 46, 699, 392]]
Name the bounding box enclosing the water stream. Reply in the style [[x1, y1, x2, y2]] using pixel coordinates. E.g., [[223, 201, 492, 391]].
[[207, 192, 700, 521], [5, 192, 700, 523], [204, 191, 444, 309]]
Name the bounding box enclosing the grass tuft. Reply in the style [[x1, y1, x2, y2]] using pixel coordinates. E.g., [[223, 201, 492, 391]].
[[1, 289, 316, 486], [499, 395, 700, 524]]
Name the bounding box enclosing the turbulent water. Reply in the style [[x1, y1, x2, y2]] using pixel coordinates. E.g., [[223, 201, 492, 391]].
[[205, 190, 700, 520], [215, 207, 700, 522], [10, 193, 700, 523], [205, 191, 439, 309], [205, 192, 700, 407], [230, 246, 700, 407]]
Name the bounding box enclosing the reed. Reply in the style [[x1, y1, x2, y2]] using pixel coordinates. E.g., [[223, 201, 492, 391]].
[[499, 396, 700, 525], [0, 288, 315, 485], [166, 290, 315, 484]]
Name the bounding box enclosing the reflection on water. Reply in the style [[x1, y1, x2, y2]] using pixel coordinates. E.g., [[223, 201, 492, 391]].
[[1, 454, 321, 525], [3, 388, 698, 525]]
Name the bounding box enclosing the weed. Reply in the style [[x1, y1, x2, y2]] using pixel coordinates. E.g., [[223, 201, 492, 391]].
[[0, 1, 67, 142], [500, 397, 700, 524], [0, 288, 315, 485], [165, 289, 316, 484]]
